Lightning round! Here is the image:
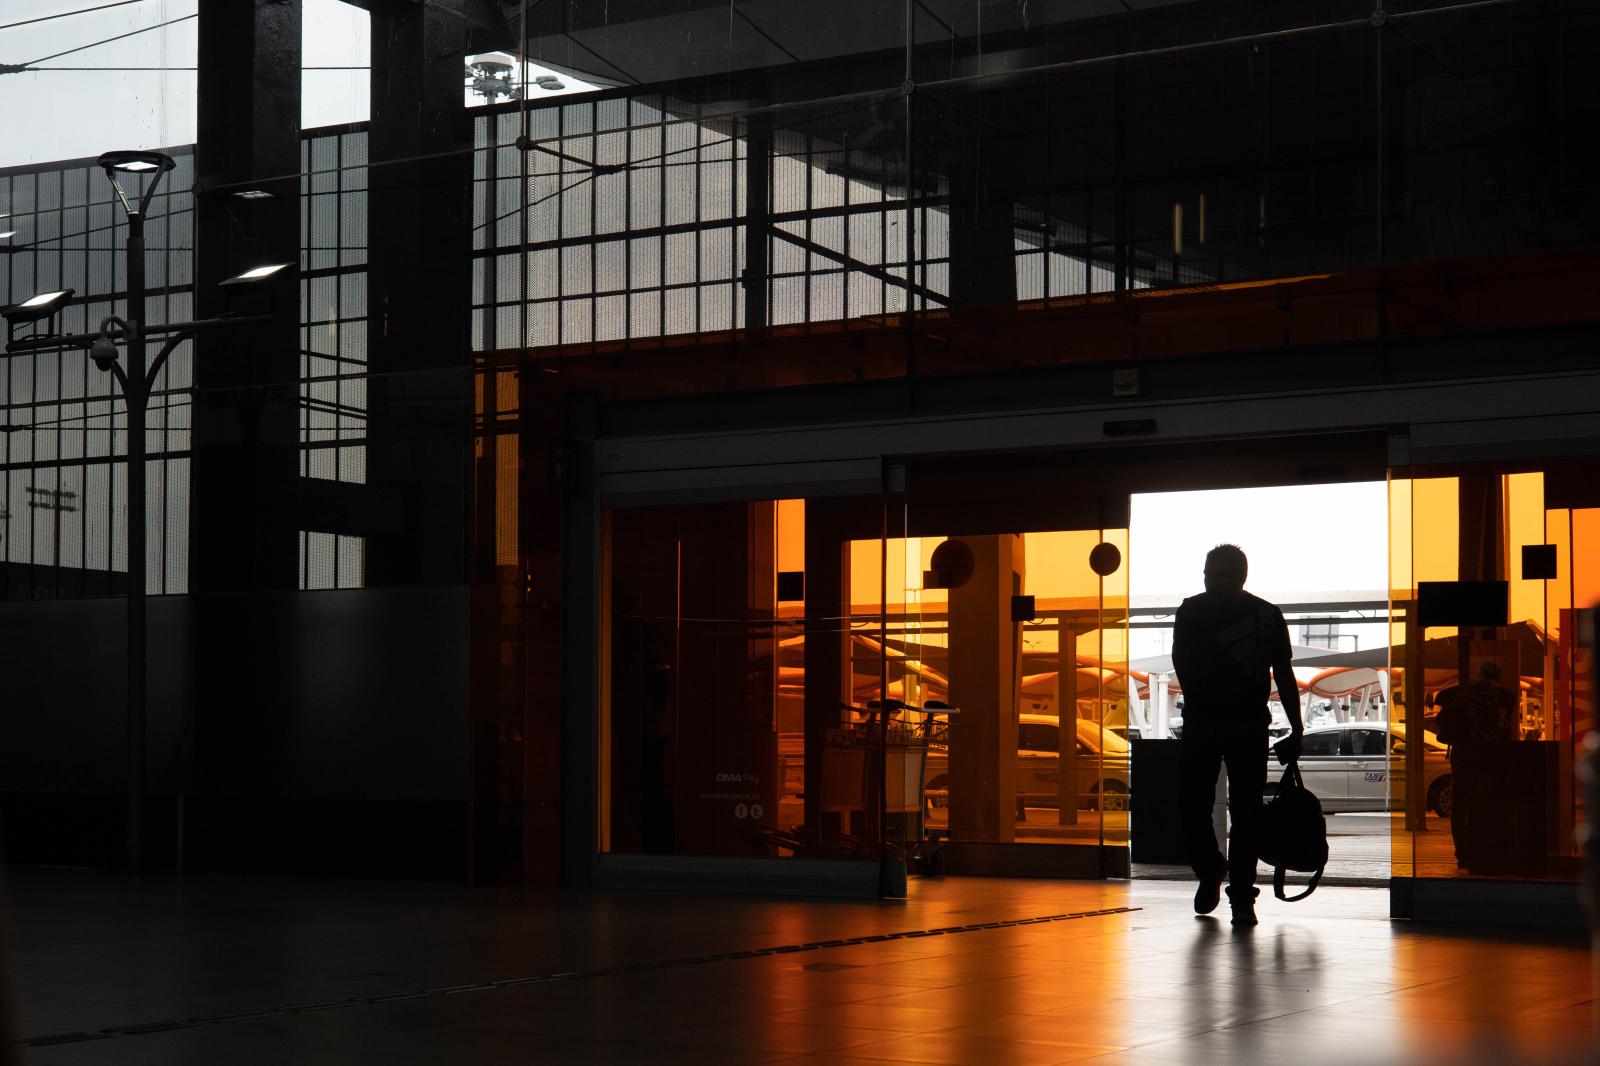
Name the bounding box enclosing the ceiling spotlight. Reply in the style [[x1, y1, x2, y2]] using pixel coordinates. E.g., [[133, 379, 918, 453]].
[[1, 288, 73, 325], [219, 262, 293, 286]]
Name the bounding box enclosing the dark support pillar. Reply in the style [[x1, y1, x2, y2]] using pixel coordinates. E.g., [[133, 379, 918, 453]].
[[189, 1, 302, 848], [948, 535, 1020, 843], [193, 0, 301, 595], [742, 117, 772, 332], [946, 114, 1018, 309], [364, 0, 472, 587], [803, 501, 847, 846], [1458, 472, 1505, 679], [559, 394, 599, 885]]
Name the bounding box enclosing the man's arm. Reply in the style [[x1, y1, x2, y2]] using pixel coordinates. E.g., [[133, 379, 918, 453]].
[[1171, 602, 1195, 690], [1271, 605, 1303, 760]]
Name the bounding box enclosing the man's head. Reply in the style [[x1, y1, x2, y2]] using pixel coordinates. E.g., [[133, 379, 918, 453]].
[[1203, 544, 1248, 596]]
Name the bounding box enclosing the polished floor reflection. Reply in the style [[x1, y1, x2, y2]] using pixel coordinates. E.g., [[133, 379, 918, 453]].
[[5, 869, 1594, 1064]]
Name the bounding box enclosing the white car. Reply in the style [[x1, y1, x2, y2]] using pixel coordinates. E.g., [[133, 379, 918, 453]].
[[1268, 721, 1452, 815]]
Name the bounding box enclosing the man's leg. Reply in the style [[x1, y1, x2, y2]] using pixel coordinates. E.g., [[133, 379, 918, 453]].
[[1179, 732, 1226, 888], [1223, 731, 1269, 891]]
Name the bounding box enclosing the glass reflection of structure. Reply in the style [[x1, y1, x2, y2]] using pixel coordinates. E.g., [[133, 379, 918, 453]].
[[599, 490, 1132, 879], [1390, 463, 1598, 887]]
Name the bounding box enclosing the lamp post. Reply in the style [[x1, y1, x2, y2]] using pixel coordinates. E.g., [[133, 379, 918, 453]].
[[103, 153, 163, 876], [2, 149, 288, 874]]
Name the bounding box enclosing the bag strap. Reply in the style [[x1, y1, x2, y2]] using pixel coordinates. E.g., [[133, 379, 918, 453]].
[[1279, 760, 1303, 791], [1274, 862, 1325, 903]]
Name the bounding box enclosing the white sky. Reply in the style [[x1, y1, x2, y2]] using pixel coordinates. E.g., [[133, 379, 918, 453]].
[[1129, 481, 1389, 658], [0, 0, 593, 169], [1131, 481, 1387, 601]]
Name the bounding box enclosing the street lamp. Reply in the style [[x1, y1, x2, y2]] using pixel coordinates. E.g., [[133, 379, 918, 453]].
[[2, 147, 289, 875]]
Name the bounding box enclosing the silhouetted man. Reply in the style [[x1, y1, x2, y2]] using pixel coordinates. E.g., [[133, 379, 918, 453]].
[[1433, 659, 1518, 870], [1172, 545, 1302, 926]]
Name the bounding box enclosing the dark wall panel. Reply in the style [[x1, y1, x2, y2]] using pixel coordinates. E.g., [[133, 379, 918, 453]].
[[0, 598, 190, 795], [287, 586, 469, 800], [0, 587, 468, 877]]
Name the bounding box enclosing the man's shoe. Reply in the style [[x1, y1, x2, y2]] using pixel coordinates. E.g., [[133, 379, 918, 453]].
[[1194, 877, 1222, 915], [1227, 885, 1259, 927]]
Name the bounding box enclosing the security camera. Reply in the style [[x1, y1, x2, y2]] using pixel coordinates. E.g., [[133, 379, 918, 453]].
[[90, 336, 119, 371]]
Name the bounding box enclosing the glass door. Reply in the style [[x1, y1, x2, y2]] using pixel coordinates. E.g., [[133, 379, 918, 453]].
[[888, 474, 1130, 875]]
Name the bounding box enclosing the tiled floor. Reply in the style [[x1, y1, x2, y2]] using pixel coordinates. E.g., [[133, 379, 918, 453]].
[[2, 868, 1594, 1064]]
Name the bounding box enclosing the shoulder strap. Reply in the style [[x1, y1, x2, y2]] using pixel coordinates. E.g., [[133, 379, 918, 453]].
[[1274, 863, 1325, 903]]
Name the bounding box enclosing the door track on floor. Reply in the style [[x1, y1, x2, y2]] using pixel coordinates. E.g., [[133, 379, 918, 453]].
[[16, 905, 1139, 1048]]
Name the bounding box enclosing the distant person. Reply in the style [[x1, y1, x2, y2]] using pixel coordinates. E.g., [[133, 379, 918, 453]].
[[1172, 545, 1303, 927], [1433, 660, 1519, 869]]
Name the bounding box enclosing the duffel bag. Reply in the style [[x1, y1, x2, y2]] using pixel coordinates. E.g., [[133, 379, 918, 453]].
[[1256, 761, 1329, 902]]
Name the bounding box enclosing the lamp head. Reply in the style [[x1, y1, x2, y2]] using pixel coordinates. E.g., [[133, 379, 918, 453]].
[[1, 289, 73, 326], [96, 151, 175, 176], [97, 151, 176, 215]]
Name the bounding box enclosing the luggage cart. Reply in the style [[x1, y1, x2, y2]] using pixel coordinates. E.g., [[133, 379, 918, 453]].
[[868, 698, 957, 875]]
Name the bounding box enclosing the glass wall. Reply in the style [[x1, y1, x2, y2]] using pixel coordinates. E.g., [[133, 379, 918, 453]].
[[1389, 459, 1600, 887], [601, 497, 857, 860], [599, 486, 1130, 875]]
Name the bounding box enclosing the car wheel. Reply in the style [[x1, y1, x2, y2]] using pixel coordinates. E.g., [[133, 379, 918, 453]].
[[1430, 776, 1454, 818], [1091, 780, 1129, 812]]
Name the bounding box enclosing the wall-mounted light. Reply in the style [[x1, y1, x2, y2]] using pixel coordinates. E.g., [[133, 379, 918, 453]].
[[1, 288, 73, 326], [219, 262, 293, 287]]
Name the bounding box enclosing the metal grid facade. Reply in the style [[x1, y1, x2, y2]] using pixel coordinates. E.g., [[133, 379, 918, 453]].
[[1, 128, 374, 599], [0, 150, 194, 598], [471, 95, 966, 351], [299, 126, 370, 590]]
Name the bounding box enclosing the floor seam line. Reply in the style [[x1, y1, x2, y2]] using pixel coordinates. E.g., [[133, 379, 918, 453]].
[[12, 904, 1142, 1048]]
